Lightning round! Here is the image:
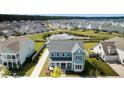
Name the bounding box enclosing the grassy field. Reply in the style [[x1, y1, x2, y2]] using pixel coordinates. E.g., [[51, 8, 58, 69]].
[[57, 29, 120, 40], [27, 34, 44, 41]]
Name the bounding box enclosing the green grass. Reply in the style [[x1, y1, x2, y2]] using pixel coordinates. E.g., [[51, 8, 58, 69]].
[[10, 60, 37, 76], [55, 29, 120, 41], [27, 34, 44, 41], [87, 57, 118, 76], [35, 42, 45, 52], [84, 42, 97, 54]]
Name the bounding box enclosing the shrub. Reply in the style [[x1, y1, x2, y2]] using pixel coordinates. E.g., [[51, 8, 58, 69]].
[[51, 66, 61, 78]]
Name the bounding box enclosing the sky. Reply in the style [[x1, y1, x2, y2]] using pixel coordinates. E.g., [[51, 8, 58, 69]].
[[0, 0, 124, 17]]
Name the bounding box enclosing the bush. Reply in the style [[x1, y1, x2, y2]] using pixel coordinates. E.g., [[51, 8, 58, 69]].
[[51, 66, 61, 78]]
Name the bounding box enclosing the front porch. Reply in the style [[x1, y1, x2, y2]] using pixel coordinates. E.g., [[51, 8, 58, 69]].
[[50, 62, 72, 71]]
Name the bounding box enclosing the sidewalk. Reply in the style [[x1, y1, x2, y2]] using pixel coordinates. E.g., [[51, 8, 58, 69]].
[[107, 63, 124, 76], [30, 49, 49, 77]]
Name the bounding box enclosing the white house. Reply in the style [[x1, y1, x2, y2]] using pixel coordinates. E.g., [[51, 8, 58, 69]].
[[93, 41, 119, 62], [0, 36, 35, 69], [105, 37, 124, 64]]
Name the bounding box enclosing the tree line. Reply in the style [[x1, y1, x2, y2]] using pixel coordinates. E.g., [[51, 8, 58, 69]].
[[0, 14, 84, 21], [0, 14, 124, 22]]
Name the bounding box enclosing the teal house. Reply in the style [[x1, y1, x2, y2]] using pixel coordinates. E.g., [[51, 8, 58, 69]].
[[48, 40, 85, 72]]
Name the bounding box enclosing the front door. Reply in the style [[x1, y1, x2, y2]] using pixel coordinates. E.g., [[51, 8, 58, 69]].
[[61, 63, 66, 70]]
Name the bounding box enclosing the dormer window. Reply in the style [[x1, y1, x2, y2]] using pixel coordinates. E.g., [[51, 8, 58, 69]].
[[107, 46, 116, 55]]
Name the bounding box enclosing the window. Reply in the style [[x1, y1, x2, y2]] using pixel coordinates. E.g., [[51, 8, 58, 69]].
[[76, 65, 82, 69], [16, 54, 19, 57], [57, 53, 59, 57], [99, 46, 101, 49], [103, 55, 105, 58], [51, 53, 54, 57], [62, 53, 64, 56], [67, 63, 71, 70], [68, 53, 70, 57], [3, 62, 7, 66], [7, 55, 11, 59], [12, 55, 15, 59], [75, 56, 82, 60]]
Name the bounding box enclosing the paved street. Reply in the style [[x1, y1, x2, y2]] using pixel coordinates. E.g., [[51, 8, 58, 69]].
[[107, 63, 124, 77], [30, 49, 49, 77]]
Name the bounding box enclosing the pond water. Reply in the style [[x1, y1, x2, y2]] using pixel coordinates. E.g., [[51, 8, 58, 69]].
[[46, 33, 90, 40]]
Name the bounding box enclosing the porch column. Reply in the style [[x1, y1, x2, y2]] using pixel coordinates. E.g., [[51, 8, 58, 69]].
[[12, 62, 14, 68], [11, 62, 14, 68], [65, 63, 67, 70]]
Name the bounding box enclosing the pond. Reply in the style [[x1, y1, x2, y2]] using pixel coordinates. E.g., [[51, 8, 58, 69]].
[[46, 33, 90, 40]]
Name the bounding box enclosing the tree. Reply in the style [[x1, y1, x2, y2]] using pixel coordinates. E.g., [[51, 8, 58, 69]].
[[51, 66, 61, 78], [0, 65, 11, 77]]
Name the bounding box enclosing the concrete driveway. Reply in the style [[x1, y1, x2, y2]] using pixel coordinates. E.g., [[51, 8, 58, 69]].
[[30, 49, 49, 77], [107, 63, 124, 77]]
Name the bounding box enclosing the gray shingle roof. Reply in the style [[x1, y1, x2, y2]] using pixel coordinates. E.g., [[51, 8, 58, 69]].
[[48, 40, 83, 52], [0, 36, 30, 53], [105, 37, 124, 51]]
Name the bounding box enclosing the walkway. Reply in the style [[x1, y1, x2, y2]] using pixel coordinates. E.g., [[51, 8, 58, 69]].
[[30, 49, 49, 77], [107, 63, 124, 77]]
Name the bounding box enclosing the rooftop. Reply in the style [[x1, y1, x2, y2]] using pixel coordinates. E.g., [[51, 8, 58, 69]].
[[48, 40, 83, 52], [105, 37, 124, 51], [0, 36, 30, 53], [101, 42, 117, 55]]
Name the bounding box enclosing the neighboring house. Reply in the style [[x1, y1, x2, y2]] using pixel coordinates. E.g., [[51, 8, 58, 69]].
[[0, 36, 35, 69], [93, 42, 119, 62], [105, 37, 124, 64], [47, 40, 85, 72]]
